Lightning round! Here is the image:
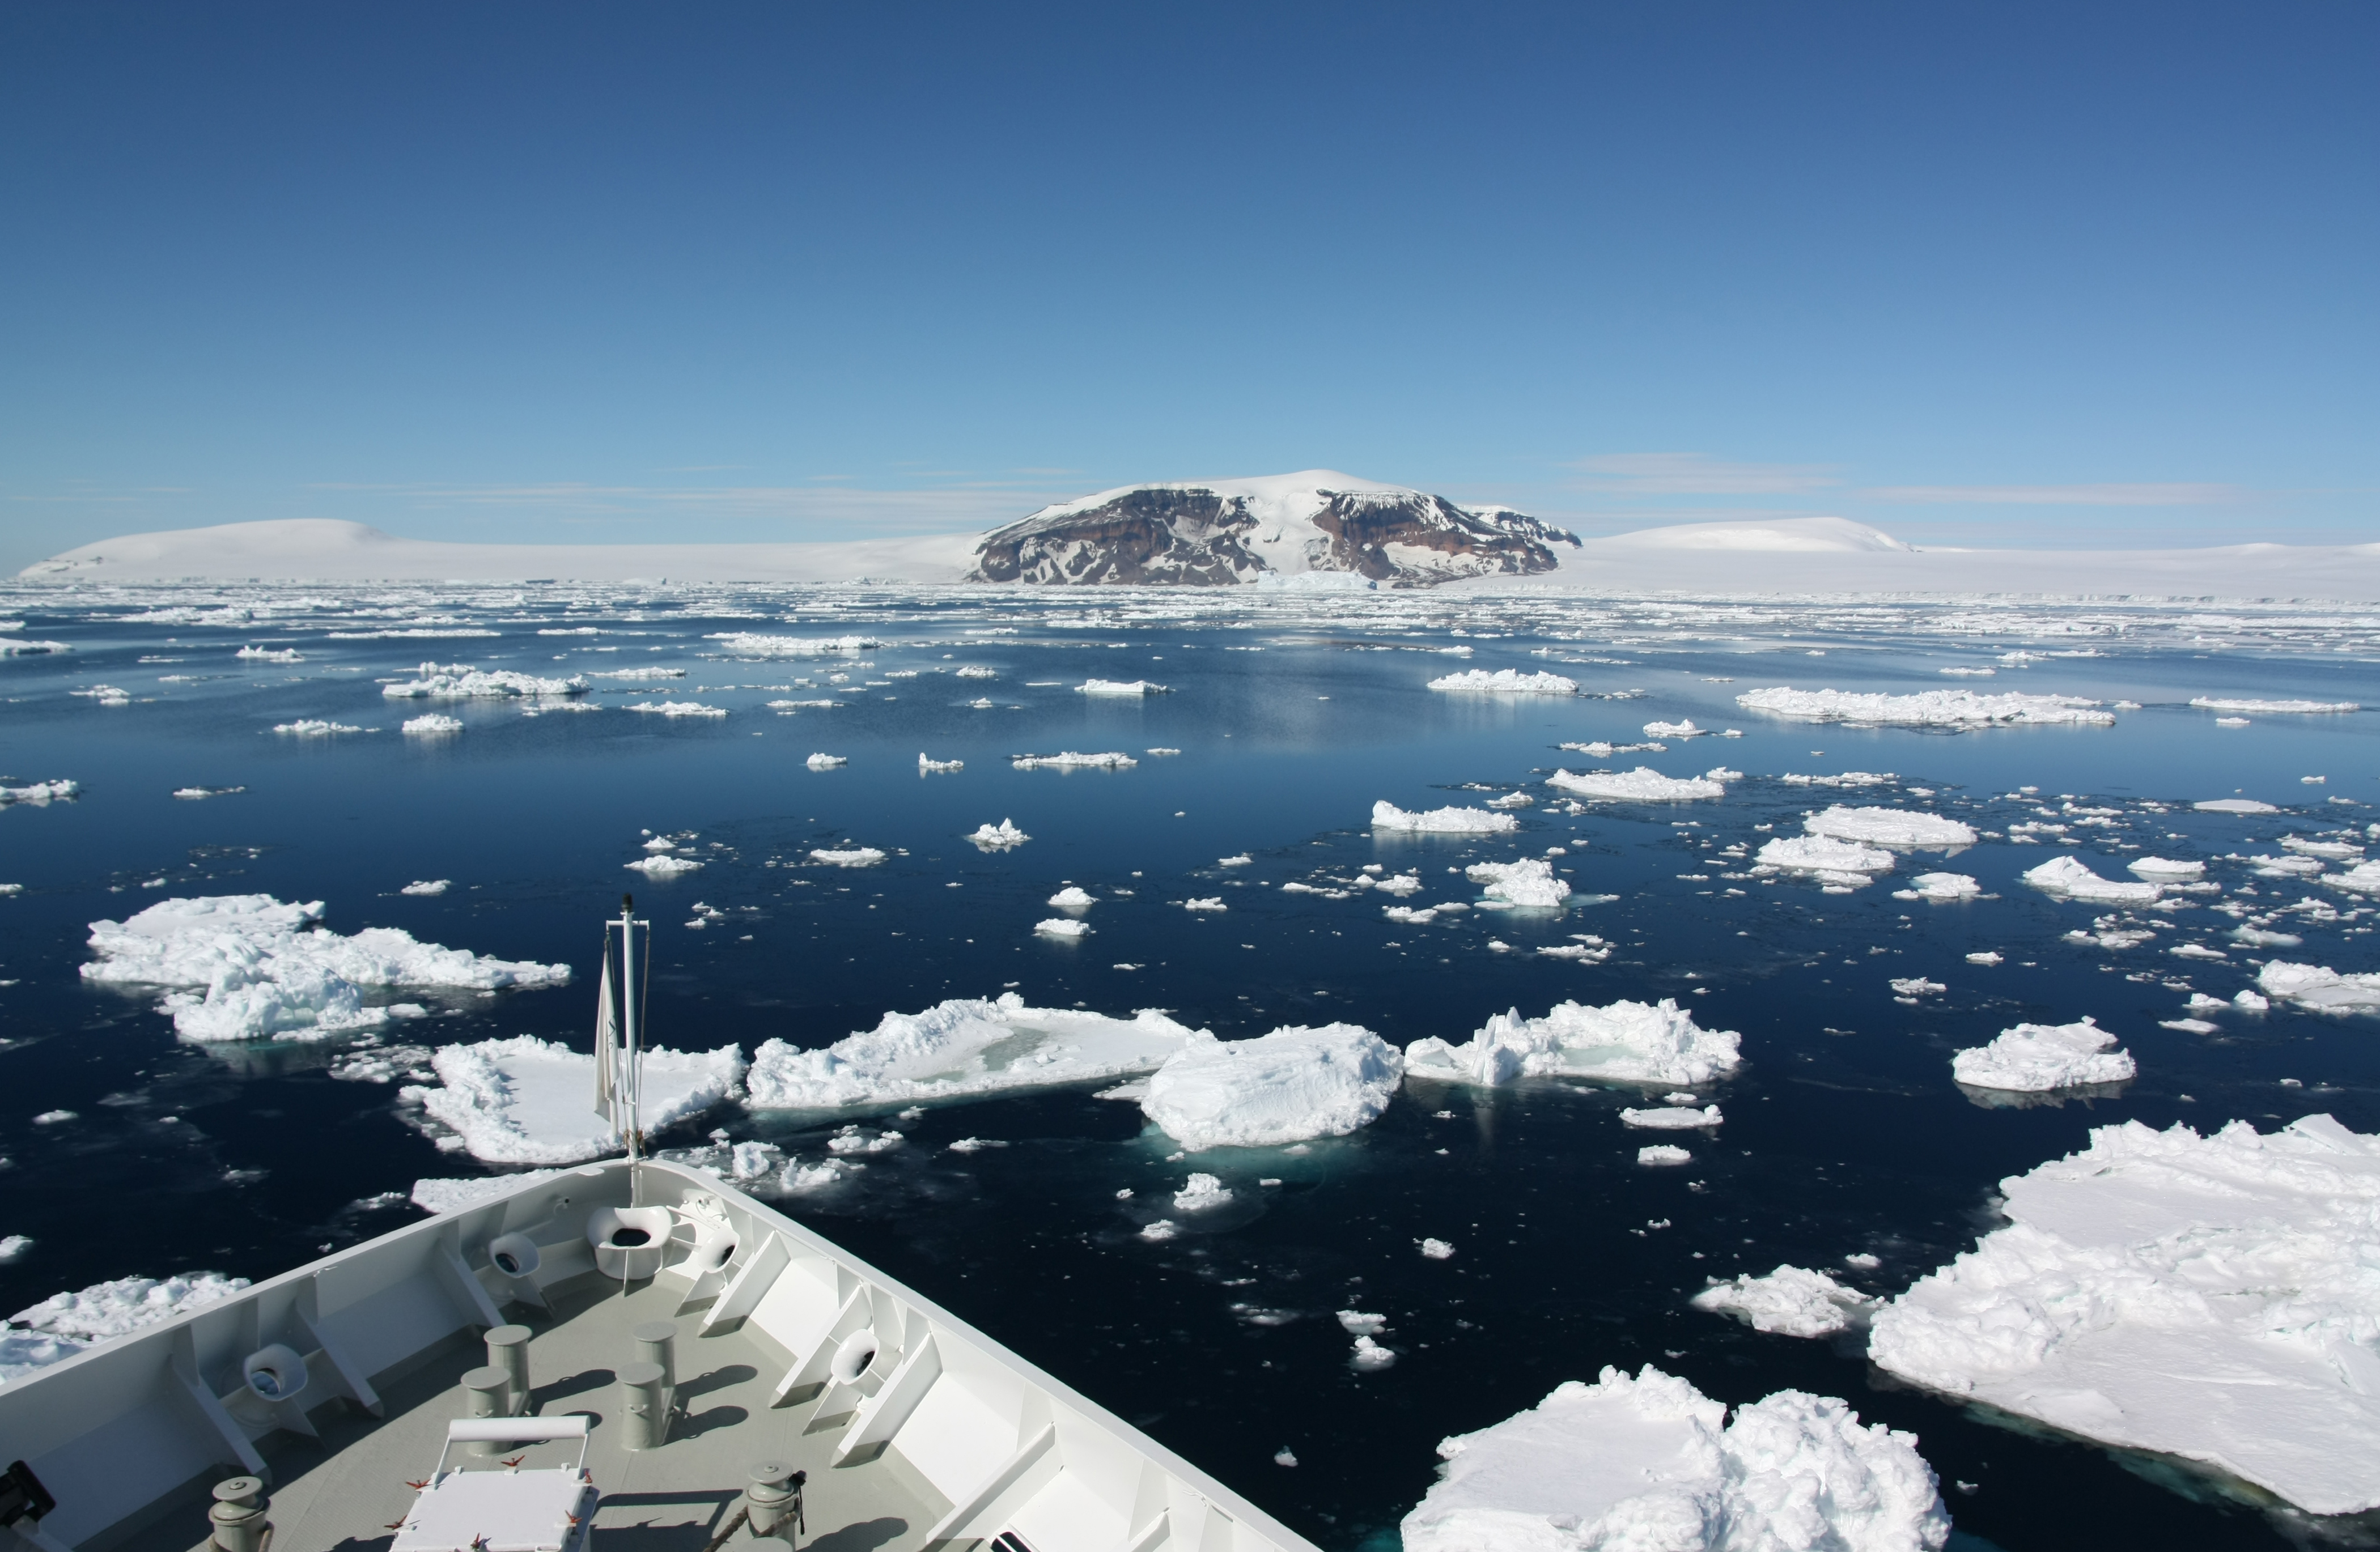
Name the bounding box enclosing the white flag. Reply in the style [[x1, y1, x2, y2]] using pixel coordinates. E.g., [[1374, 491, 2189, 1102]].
[[593, 942, 620, 1128]]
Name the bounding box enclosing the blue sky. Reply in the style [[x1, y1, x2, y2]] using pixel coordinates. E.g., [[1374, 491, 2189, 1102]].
[[2, 1, 2373, 569]]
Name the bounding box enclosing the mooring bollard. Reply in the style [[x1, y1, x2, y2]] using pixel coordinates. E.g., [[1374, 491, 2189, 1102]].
[[632, 1319, 678, 1393], [745, 1462, 805, 1544], [485, 1324, 533, 1415], [461, 1364, 512, 1456], [619, 1359, 669, 1450], [207, 1477, 269, 1552]]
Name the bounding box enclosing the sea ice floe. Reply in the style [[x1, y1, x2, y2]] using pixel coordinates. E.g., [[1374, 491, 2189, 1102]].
[[1374, 873, 1422, 895], [1013, 751, 1136, 770], [1737, 686, 2114, 727], [400, 880, 450, 896], [2328, 861, 2380, 894], [81, 894, 569, 1043], [1399, 1365, 1947, 1552], [1173, 1173, 1232, 1211], [1546, 767, 1726, 801], [410, 1168, 570, 1215], [1637, 1144, 1692, 1167], [1427, 669, 1577, 696], [2282, 836, 2365, 860], [2188, 698, 2360, 714], [383, 662, 589, 700], [746, 993, 1207, 1111], [1951, 1017, 2134, 1092], [805, 753, 847, 769], [2194, 798, 2279, 814], [1802, 806, 1976, 849], [1140, 1023, 1404, 1150], [1351, 1336, 1397, 1370], [1046, 887, 1097, 908], [810, 848, 885, 867], [1405, 999, 1742, 1088], [1034, 918, 1090, 938], [705, 633, 879, 655], [2128, 857, 2205, 878], [2256, 961, 2380, 1012], [1338, 1309, 1389, 1335], [1138, 1220, 1178, 1241], [1893, 873, 1980, 903], [1642, 719, 1704, 738], [0, 780, 78, 805], [402, 1037, 744, 1164], [1464, 858, 1571, 908], [626, 855, 702, 877], [917, 754, 963, 773], [1870, 1112, 2380, 1515], [1780, 771, 1896, 788], [1692, 1265, 1879, 1338], [1418, 1238, 1456, 1260], [1184, 897, 1227, 912], [1755, 835, 1894, 882], [3, 1272, 253, 1383], [1889, 978, 1946, 997], [626, 700, 727, 718], [1217, 854, 1252, 867], [1620, 1104, 1723, 1129], [401, 714, 464, 735], [1371, 800, 1519, 834], [1077, 679, 1168, 696], [587, 667, 686, 680], [273, 720, 368, 736], [956, 665, 996, 679], [2022, 855, 2161, 904]]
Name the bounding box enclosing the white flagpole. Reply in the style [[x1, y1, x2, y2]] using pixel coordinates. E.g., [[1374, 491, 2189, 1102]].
[[621, 892, 640, 1205]]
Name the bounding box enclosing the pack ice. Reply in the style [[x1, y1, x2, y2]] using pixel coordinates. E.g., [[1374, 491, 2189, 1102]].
[[1405, 999, 1742, 1088], [1755, 835, 1894, 885], [1371, 801, 1518, 835], [1427, 669, 1577, 696], [2256, 961, 2380, 1012], [2022, 855, 2161, 904], [2188, 698, 2360, 714], [4, 1272, 252, 1383], [1950, 1017, 2135, 1091], [381, 662, 588, 699], [1737, 686, 2114, 727], [1400, 1364, 1947, 1552], [1141, 1024, 1404, 1150], [1870, 1113, 2380, 1515], [746, 994, 1208, 1111], [1546, 767, 1726, 801], [706, 633, 879, 656], [81, 895, 571, 1043], [402, 1037, 745, 1164], [1802, 806, 1976, 849]]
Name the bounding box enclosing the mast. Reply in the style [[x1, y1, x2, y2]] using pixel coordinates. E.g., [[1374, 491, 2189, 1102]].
[[620, 891, 643, 1204]]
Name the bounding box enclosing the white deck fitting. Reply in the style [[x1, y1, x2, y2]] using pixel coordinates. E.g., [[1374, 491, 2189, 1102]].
[[0, 1161, 1317, 1552]]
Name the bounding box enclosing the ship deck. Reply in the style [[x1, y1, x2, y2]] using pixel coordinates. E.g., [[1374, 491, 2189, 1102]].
[[117, 1271, 945, 1552]]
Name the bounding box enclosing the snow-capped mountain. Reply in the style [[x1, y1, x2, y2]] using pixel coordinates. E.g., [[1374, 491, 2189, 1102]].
[[968, 471, 1579, 586]]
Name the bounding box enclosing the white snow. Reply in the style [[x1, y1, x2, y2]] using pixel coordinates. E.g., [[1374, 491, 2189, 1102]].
[[1140, 1023, 1404, 1150], [625, 700, 727, 718], [2188, 698, 2359, 714], [402, 1037, 744, 1164], [0, 780, 78, 805], [1400, 1364, 1947, 1552], [1465, 858, 1572, 908], [1012, 751, 1137, 769], [2195, 798, 2279, 814], [809, 848, 885, 867], [1077, 679, 1168, 696], [968, 819, 1029, 849], [1870, 1113, 2380, 1515], [400, 880, 450, 896], [80, 894, 569, 1043], [2022, 855, 2161, 904], [1427, 669, 1578, 696], [382, 662, 588, 700], [805, 754, 848, 769], [1893, 873, 1980, 902], [626, 855, 702, 877], [1737, 686, 2114, 727], [1034, 918, 1090, 938], [1546, 767, 1727, 801], [2256, 961, 2380, 1013], [1803, 806, 1976, 849], [745, 993, 1207, 1111], [1620, 1105, 1724, 1130], [1637, 1145, 1694, 1167], [409, 1168, 570, 1215], [1406, 999, 1742, 1088], [706, 633, 879, 655], [1371, 800, 1519, 834], [4, 1272, 253, 1383], [1950, 1017, 2135, 1091], [2128, 857, 2205, 878], [1692, 1265, 1879, 1338], [401, 714, 464, 735]]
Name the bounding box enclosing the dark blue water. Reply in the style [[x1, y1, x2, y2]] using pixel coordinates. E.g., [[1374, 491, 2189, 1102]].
[[3, 584, 2378, 1550]]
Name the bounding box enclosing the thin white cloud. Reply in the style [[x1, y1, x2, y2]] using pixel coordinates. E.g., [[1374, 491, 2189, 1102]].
[[304, 480, 1060, 531], [1864, 482, 2244, 507], [1564, 453, 1840, 496]]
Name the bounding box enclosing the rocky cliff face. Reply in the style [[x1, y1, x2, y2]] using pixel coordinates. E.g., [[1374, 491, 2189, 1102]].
[[969, 473, 1578, 587]]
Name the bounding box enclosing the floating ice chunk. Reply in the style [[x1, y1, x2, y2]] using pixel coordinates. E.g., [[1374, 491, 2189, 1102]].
[[1464, 858, 1571, 908], [826, 1124, 904, 1155], [273, 720, 367, 735], [1738, 686, 2113, 727], [1966, 951, 2003, 966], [1938, 666, 1994, 677], [2328, 861, 2380, 894], [400, 880, 450, 896], [1702, 766, 1742, 782], [1217, 854, 1253, 867], [401, 1036, 744, 1164], [1034, 918, 1090, 938], [1483, 791, 1533, 809], [780, 1159, 854, 1192], [1077, 679, 1168, 696], [2237, 989, 2271, 1010], [1871, 1113, 2380, 1515], [626, 700, 727, 718], [955, 665, 996, 679], [1173, 1173, 1233, 1211], [1692, 1265, 1879, 1337], [2129, 857, 2205, 878], [2161, 1017, 2221, 1034], [748, 994, 1206, 1111], [383, 662, 588, 699], [1141, 1023, 1403, 1150], [1013, 751, 1136, 769], [1643, 719, 1704, 738], [1620, 1104, 1723, 1129], [917, 754, 963, 773], [705, 633, 879, 655], [1338, 1310, 1389, 1337], [1382, 905, 1436, 924], [31, 1111, 75, 1125], [82, 894, 569, 1043], [588, 666, 686, 680], [2195, 798, 2278, 814], [627, 855, 702, 877], [1047, 887, 1097, 909], [1406, 999, 1741, 1088], [1951, 1017, 2134, 1091], [966, 819, 1028, 851], [729, 1141, 782, 1180], [1757, 835, 1894, 877], [2022, 855, 2161, 904], [401, 714, 464, 735], [805, 753, 847, 769], [1894, 873, 1980, 903], [1780, 771, 1896, 788], [1374, 873, 1423, 895], [1546, 767, 1725, 801], [1890, 978, 1946, 997], [1637, 1144, 1693, 1166], [1139, 1219, 1178, 1241], [3, 1272, 252, 1382], [1399, 1365, 1948, 1552], [2190, 698, 2359, 714], [1351, 1336, 1397, 1370], [0, 780, 78, 805], [0, 1238, 28, 1264], [2257, 961, 2380, 1012], [1371, 800, 1519, 834], [1803, 806, 1976, 849], [1418, 1238, 1456, 1260], [809, 848, 885, 867], [1427, 669, 1577, 696]]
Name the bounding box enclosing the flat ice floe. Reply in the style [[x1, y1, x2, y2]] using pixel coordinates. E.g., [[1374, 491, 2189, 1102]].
[[1691, 1265, 1878, 1338], [746, 993, 1206, 1111], [273, 720, 368, 735], [400, 879, 449, 896], [1893, 873, 1979, 902], [626, 700, 727, 718], [805, 753, 847, 769], [2022, 855, 2161, 904], [2188, 697, 2360, 714], [2256, 961, 2380, 1012], [1034, 918, 1089, 938], [81, 894, 570, 1043], [1780, 771, 1896, 788], [1076, 679, 1167, 695], [411, 1168, 569, 1215], [2328, 861, 2380, 894], [1637, 1144, 1692, 1166], [1641, 718, 1704, 738], [4, 1272, 252, 1383], [706, 632, 879, 655], [1426, 668, 1577, 696], [917, 754, 962, 773], [1371, 800, 1518, 835], [1464, 858, 1571, 907], [1012, 751, 1136, 769], [0, 779, 78, 805], [626, 855, 701, 876], [402, 1037, 744, 1164], [1869, 1113, 2380, 1515], [967, 819, 1029, 849], [2128, 857, 2205, 878], [382, 662, 588, 699], [1737, 686, 2114, 727], [2195, 798, 2279, 814], [1802, 805, 1976, 849], [1400, 1364, 1946, 1552], [1755, 835, 1894, 882], [1405, 998, 1742, 1087], [1546, 767, 1726, 801], [1620, 1104, 1723, 1129], [809, 848, 885, 867], [1141, 1024, 1403, 1150], [1951, 1017, 2135, 1091], [401, 714, 464, 734], [1047, 887, 1096, 908]]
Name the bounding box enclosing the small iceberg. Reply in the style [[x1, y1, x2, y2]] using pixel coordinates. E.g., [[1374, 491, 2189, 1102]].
[[1427, 668, 1577, 696], [1951, 1017, 2134, 1091], [1691, 1265, 1878, 1337], [1371, 800, 1518, 834], [1737, 686, 2112, 726], [1546, 767, 1726, 801], [1142, 1024, 1403, 1150], [1406, 999, 1741, 1088], [968, 819, 1029, 850], [1465, 858, 1570, 907], [2022, 854, 2161, 904], [1801, 805, 1976, 848], [805, 753, 848, 769]]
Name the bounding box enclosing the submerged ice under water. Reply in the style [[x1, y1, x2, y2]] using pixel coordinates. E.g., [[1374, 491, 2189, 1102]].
[[3, 580, 2380, 1550]]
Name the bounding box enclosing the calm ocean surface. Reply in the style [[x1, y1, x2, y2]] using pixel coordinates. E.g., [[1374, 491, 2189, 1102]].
[[4, 583, 2378, 1550]]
